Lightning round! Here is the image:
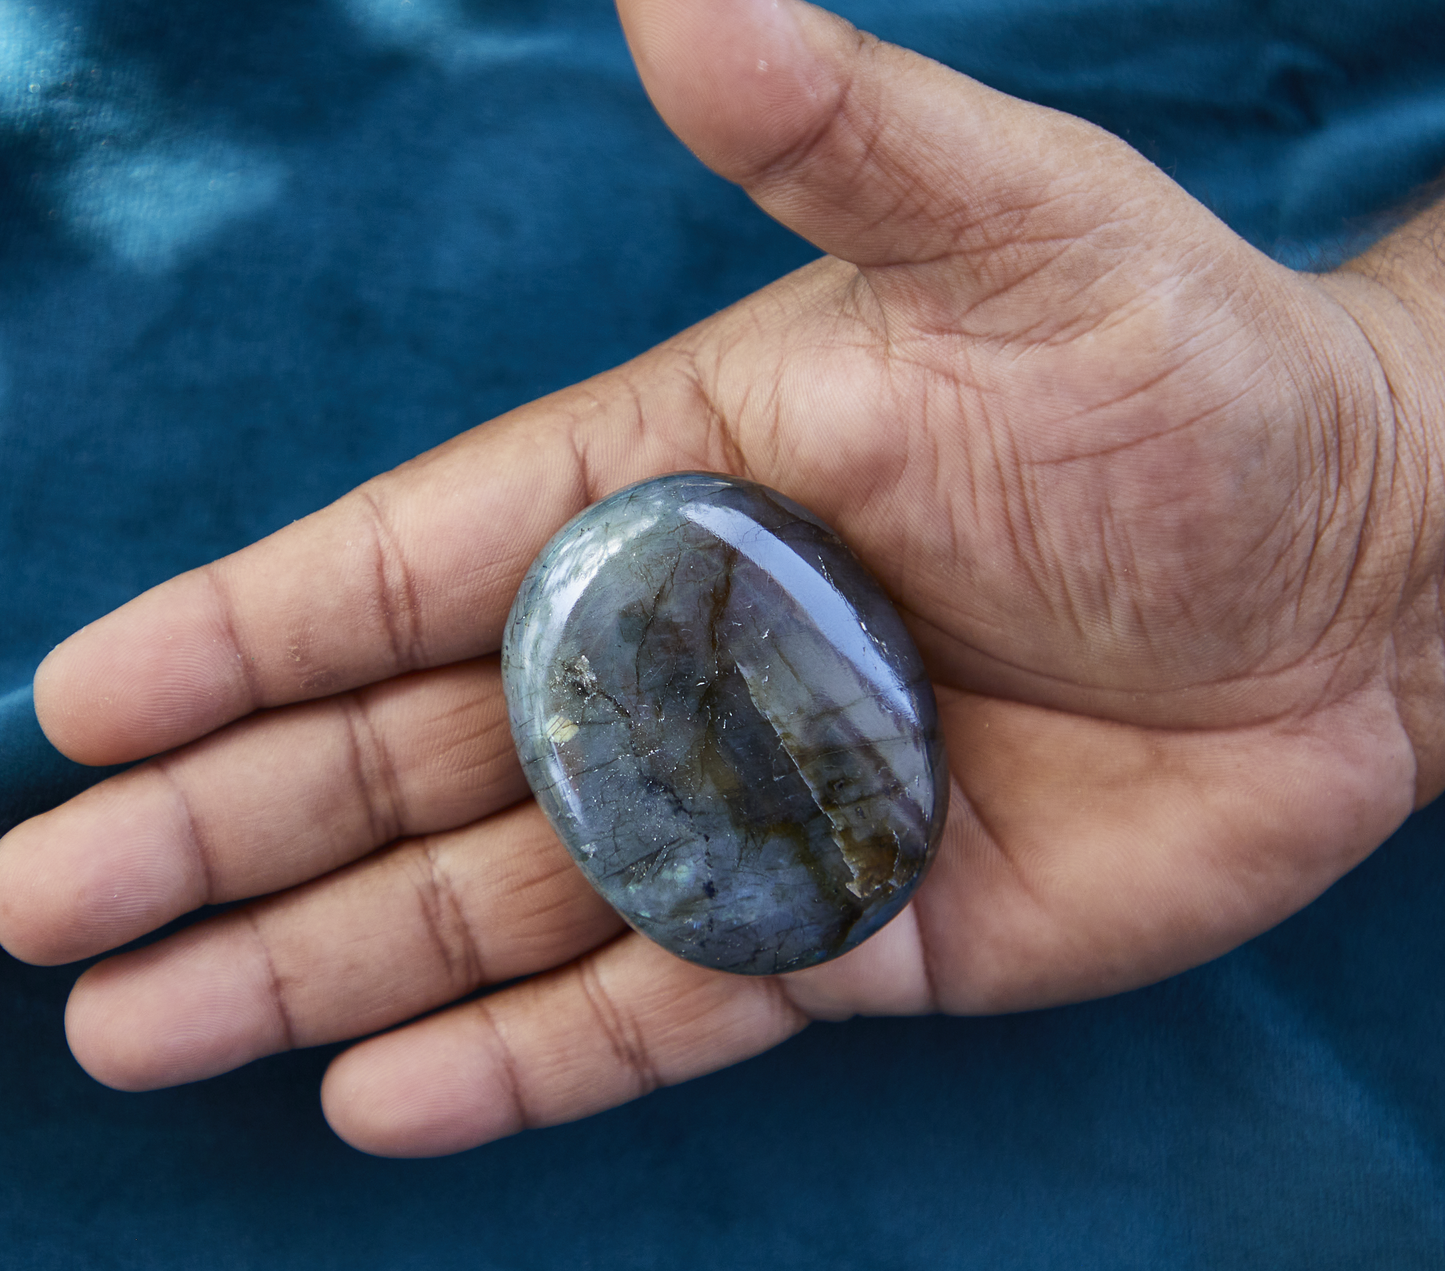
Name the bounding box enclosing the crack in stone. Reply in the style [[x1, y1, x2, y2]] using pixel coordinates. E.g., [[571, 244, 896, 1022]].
[[734, 654, 903, 900]]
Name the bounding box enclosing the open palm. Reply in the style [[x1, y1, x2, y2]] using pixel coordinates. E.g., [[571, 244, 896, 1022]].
[[1, 0, 1437, 1156]]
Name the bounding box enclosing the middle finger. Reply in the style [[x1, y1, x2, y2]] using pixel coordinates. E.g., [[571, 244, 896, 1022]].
[[0, 657, 525, 965]]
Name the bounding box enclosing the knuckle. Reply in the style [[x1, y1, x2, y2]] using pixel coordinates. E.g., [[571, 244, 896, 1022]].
[[407, 837, 486, 993], [339, 692, 406, 848], [355, 484, 427, 674], [576, 959, 660, 1097]]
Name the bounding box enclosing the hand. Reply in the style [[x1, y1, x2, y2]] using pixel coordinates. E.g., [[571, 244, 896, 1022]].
[[3, 0, 1442, 1157]]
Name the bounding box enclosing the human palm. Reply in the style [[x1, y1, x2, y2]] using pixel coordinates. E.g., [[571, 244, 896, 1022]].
[[1, 0, 1439, 1156]]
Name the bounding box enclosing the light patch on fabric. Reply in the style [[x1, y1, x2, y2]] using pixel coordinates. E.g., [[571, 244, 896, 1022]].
[[0, 0, 77, 125], [60, 141, 285, 271], [337, 0, 566, 69]]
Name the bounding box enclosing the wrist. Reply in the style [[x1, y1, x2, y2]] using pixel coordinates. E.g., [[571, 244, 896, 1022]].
[[1314, 202, 1445, 804]]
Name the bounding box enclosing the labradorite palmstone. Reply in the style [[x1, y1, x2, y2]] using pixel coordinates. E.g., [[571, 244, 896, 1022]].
[[501, 473, 948, 975]]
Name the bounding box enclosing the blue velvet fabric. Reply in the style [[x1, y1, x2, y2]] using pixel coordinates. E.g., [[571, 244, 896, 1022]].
[[2, 1, 1443, 1265]]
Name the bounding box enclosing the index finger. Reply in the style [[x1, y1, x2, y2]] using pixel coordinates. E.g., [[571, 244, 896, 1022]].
[[36, 357, 710, 767]]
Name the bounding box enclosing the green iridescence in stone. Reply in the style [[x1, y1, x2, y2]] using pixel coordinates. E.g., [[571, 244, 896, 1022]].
[[501, 473, 948, 975]]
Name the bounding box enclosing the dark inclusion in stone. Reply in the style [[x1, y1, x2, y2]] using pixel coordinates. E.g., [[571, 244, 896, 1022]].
[[501, 473, 948, 975]]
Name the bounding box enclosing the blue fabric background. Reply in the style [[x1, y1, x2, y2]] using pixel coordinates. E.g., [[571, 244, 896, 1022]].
[[2, 0, 1443, 1265]]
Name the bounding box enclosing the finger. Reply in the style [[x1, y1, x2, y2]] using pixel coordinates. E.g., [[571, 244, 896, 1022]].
[[321, 933, 806, 1157], [34, 365, 713, 767], [0, 658, 524, 966], [64, 802, 624, 1091], [617, 0, 1222, 307]]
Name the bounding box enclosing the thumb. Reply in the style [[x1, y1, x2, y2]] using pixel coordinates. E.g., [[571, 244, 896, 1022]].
[[617, 0, 1233, 318]]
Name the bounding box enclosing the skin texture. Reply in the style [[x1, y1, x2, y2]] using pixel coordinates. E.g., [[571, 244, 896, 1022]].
[[2, 0, 1444, 1157]]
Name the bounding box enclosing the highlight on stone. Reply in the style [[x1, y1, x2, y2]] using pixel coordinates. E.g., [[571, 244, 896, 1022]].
[[501, 473, 949, 975]]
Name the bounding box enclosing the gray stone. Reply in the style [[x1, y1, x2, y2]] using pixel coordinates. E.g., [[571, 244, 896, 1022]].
[[501, 473, 948, 975]]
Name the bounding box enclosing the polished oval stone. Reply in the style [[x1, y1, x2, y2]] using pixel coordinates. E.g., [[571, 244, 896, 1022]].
[[501, 473, 948, 975]]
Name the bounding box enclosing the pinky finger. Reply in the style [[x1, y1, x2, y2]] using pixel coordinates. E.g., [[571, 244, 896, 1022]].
[[320, 933, 810, 1157]]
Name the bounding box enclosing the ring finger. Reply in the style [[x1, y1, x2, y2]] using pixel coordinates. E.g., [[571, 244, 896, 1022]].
[[64, 799, 623, 1090]]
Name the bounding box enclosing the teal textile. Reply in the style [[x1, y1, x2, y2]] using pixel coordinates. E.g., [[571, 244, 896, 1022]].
[[2, 1, 1443, 1265]]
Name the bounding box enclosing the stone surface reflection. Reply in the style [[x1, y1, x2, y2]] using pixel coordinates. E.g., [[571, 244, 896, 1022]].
[[502, 473, 948, 974]]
